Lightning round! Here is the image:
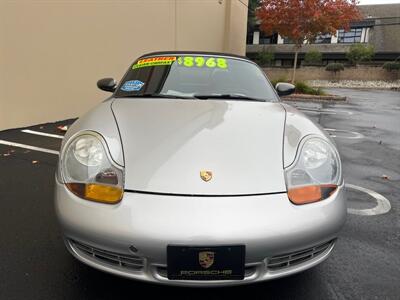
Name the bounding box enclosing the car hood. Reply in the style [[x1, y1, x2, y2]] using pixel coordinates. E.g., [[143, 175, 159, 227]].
[[112, 98, 287, 195]]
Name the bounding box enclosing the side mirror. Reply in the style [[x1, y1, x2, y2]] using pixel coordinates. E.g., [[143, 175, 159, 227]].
[[97, 78, 117, 92], [275, 82, 295, 96]]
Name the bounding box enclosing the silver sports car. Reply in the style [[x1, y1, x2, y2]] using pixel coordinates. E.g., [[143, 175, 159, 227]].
[[55, 51, 346, 286]]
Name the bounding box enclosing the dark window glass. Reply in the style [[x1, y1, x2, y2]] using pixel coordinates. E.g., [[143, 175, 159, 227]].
[[314, 33, 332, 44], [246, 32, 254, 44], [259, 32, 278, 44], [338, 28, 363, 43], [283, 37, 294, 44], [115, 55, 277, 102], [282, 60, 293, 67]]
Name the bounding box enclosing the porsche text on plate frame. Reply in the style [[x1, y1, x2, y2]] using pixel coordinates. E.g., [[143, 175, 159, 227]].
[[55, 51, 346, 286]]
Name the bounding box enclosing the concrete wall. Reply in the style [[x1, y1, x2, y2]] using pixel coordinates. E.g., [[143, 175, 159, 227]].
[[264, 66, 398, 82], [359, 4, 400, 52], [247, 43, 354, 54], [0, 0, 248, 130]]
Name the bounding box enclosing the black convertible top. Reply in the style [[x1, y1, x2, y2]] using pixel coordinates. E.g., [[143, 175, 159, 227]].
[[138, 51, 249, 61]]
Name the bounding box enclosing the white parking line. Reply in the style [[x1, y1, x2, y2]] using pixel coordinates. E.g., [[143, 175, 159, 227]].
[[300, 109, 337, 115], [298, 108, 353, 115], [346, 183, 391, 216], [324, 128, 364, 139], [21, 129, 64, 139], [0, 140, 59, 155]]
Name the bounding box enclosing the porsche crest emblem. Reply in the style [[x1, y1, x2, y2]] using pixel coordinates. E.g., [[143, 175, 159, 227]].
[[199, 251, 215, 269], [200, 170, 213, 182]]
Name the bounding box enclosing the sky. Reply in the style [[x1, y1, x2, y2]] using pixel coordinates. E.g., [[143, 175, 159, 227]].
[[358, 0, 400, 4]]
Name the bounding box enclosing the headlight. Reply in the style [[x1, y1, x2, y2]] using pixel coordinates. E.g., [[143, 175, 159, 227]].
[[285, 137, 341, 205], [61, 132, 124, 204]]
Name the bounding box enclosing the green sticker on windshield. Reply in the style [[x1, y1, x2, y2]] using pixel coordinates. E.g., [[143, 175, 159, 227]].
[[132, 56, 177, 69], [177, 56, 228, 69]]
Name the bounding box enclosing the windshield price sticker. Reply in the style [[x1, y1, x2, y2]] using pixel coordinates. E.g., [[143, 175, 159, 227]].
[[133, 56, 177, 69], [177, 56, 228, 69]]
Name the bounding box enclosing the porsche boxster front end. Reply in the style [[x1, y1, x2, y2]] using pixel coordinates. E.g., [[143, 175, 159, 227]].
[[55, 52, 346, 286]]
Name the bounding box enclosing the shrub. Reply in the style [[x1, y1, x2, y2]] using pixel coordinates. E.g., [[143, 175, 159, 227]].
[[326, 63, 344, 81], [295, 82, 325, 95], [326, 63, 345, 73], [383, 62, 400, 72], [346, 44, 374, 65], [256, 51, 275, 66], [304, 50, 323, 66]]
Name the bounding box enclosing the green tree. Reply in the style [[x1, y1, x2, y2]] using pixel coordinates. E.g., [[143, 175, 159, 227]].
[[256, 51, 275, 66], [304, 50, 323, 66], [346, 44, 375, 65], [247, 0, 261, 42]]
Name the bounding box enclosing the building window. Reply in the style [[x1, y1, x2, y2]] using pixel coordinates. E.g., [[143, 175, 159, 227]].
[[259, 32, 278, 44], [338, 28, 362, 43], [246, 32, 254, 44], [282, 37, 294, 44], [282, 60, 294, 67], [314, 33, 332, 44]]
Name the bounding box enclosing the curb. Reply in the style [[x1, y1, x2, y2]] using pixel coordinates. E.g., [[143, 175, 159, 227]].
[[311, 86, 400, 91], [282, 94, 347, 102]]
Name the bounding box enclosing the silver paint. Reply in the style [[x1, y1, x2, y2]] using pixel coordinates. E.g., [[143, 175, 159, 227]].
[[63, 100, 124, 166], [282, 103, 334, 168], [111, 98, 286, 195], [55, 53, 346, 286], [55, 179, 346, 286]]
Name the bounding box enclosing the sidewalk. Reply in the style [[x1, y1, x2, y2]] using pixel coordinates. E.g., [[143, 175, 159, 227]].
[[307, 79, 400, 90]]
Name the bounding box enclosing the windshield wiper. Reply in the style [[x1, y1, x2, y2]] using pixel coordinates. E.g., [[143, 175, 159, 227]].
[[117, 93, 267, 102], [193, 94, 266, 102], [117, 93, 194, 99]]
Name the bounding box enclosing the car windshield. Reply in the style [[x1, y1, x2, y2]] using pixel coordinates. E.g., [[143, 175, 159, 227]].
[[114, 54, 278, 102]]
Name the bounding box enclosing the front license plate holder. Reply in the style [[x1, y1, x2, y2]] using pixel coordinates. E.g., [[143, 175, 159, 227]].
[[167, 245, 245, 280]]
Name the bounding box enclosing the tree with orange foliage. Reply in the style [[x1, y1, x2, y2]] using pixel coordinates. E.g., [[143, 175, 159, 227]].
[[256, 0, 361, 82]]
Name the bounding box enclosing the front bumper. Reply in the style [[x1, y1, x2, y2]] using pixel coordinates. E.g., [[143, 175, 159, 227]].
[[55, 180, 346, 286]]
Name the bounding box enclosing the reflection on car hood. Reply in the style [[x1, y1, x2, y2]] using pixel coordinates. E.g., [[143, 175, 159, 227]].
[[112, 98, 286, 195]]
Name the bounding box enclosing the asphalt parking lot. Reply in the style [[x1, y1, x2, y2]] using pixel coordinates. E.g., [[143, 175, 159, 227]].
[[0, 88, 399, 299]]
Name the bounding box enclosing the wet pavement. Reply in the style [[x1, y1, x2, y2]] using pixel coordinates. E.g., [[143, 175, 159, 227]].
[[0, 89, 399, 299]]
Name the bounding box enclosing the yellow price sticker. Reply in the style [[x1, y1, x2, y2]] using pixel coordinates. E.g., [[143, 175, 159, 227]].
[[177, 56, 228, 69], [132, 56, 176, 69]]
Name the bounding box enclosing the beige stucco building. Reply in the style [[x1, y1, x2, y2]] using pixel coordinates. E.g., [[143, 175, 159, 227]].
[[0, 0, 248, 130]]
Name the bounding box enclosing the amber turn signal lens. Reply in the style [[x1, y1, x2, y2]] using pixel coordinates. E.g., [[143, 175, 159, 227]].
[[288, 184, 337, 205], [66, 183, 123, 204]]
